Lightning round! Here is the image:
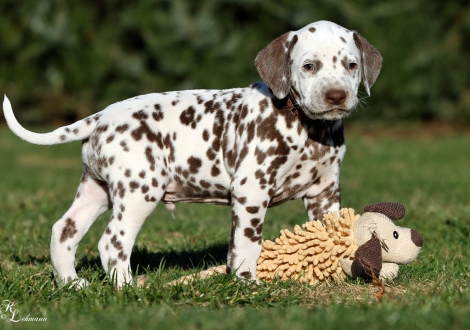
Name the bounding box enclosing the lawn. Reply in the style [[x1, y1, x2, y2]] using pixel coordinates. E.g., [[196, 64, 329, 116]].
[[0, 123, 469, 329]]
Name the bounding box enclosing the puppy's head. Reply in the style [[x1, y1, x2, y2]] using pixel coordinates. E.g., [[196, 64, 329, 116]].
[[255, 20, 382, 121]]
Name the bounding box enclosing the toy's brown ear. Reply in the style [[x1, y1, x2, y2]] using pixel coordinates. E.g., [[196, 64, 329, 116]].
[[255, 33, 298, 99], [351, 233, 382, 279], [352, 32, 383, 96], [364, 202, 405, 220]]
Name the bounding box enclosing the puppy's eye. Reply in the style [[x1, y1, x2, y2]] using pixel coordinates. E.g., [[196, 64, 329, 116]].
[[348, 62, 358, 70], [303, 64, 315, 71], [393, 231, 399, 239]]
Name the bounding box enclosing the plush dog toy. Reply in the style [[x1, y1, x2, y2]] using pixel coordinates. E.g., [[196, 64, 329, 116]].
[[167, 202, 423, 286], [257, 202, 423, 284]]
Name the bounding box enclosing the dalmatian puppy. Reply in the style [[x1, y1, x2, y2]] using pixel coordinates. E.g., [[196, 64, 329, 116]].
[[2, 20, 382, 288]]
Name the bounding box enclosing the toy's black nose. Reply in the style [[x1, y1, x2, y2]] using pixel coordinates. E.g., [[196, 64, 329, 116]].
[[411, 229, 423, 247]]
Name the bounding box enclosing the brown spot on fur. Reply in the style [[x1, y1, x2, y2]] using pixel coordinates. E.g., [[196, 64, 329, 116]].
[[180, 106, 201, 129], [118, 251, 128, 261], [151, 178, 159, 187], [244, 227, 262, 243], [145, 195, 157, 202], [232, 194, 247, 205], [145, 147, 156, 171], [341, 55, 349, 71], [246, 206, 259, 214], [200, 180, 211, 189], [129, 181, 140, 191], [206, 148, 217, 161], [244, 227, 255, 239], [117, 181, 126, 198], [309, 27, 316, 33], [132, 110, 148, 121], [116, 124, 129, 133], [120, 141, 130, 152], [131, 119, 165, 148], [255, 147, 267, 165], [60, 218, 78, 243], [111, 235, 123, 250], [239, 271, 251, 279], [153, 104, 164, 121], [215, 183, 225, 190], [250, 218, 261, 227], [187, 156, 202, 174], [211, 165, 220, 177]]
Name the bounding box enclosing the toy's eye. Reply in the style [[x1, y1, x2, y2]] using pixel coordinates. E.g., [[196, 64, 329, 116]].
[[393, 231, 399, 239]]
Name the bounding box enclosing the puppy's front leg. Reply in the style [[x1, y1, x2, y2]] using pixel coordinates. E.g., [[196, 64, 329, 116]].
[[226, 185, 270, 280], [303, 177, 341, 221]]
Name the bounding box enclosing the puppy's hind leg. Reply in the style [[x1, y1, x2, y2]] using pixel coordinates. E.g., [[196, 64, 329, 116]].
[[50, 173, 111, 288], [98, 175, 167, 288]]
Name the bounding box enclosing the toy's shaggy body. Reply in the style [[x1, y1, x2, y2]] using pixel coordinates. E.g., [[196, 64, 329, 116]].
[[257, 208, 359, 284]]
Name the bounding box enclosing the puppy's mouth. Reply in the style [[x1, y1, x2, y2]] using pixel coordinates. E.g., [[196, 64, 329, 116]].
[[304, 107, 351, 120], [323, 108, 350, 115]]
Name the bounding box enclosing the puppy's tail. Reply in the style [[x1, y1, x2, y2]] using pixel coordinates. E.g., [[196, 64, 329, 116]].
[[3, 95, 97, 145]]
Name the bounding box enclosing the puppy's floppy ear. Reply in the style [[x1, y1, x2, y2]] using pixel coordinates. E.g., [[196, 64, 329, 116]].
[[255, 32, 298, 99], [353, 32, 382, 96], [351, 233, 382, 279], [364, 202, 405, 221]]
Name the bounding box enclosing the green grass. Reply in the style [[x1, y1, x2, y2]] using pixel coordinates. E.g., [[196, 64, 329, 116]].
[[0, 124, 469, 329]]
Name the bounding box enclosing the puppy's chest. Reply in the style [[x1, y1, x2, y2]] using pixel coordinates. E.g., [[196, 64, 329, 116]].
[[269, 135, 345, 205]]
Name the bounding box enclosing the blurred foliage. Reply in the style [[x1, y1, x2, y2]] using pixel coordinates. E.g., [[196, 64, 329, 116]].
[[0, 0, 469, 124]]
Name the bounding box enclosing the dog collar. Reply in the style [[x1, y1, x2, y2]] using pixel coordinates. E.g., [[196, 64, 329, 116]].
[[286, 92, 338, 128]]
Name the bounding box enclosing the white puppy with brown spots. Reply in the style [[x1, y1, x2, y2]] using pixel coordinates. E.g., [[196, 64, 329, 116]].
[[3, 20, 382, 288]]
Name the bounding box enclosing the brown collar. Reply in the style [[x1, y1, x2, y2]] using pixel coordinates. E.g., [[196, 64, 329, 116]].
[[285, 92, 339, 128]]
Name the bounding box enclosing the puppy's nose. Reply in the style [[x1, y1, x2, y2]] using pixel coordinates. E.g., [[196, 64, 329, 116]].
[[411, 229, 423, 247], [325, 89, 346, 105]]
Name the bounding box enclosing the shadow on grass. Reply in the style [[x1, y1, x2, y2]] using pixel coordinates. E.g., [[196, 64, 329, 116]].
[[11, 254, 50, 265], [75, 242, 229, 275]]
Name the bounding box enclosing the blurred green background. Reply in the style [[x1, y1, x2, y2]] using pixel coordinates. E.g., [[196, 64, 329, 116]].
[[1, 0, 469, 125]]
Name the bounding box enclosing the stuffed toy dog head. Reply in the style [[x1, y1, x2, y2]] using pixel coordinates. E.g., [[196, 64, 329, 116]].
[[341, 202, 423, 280]]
